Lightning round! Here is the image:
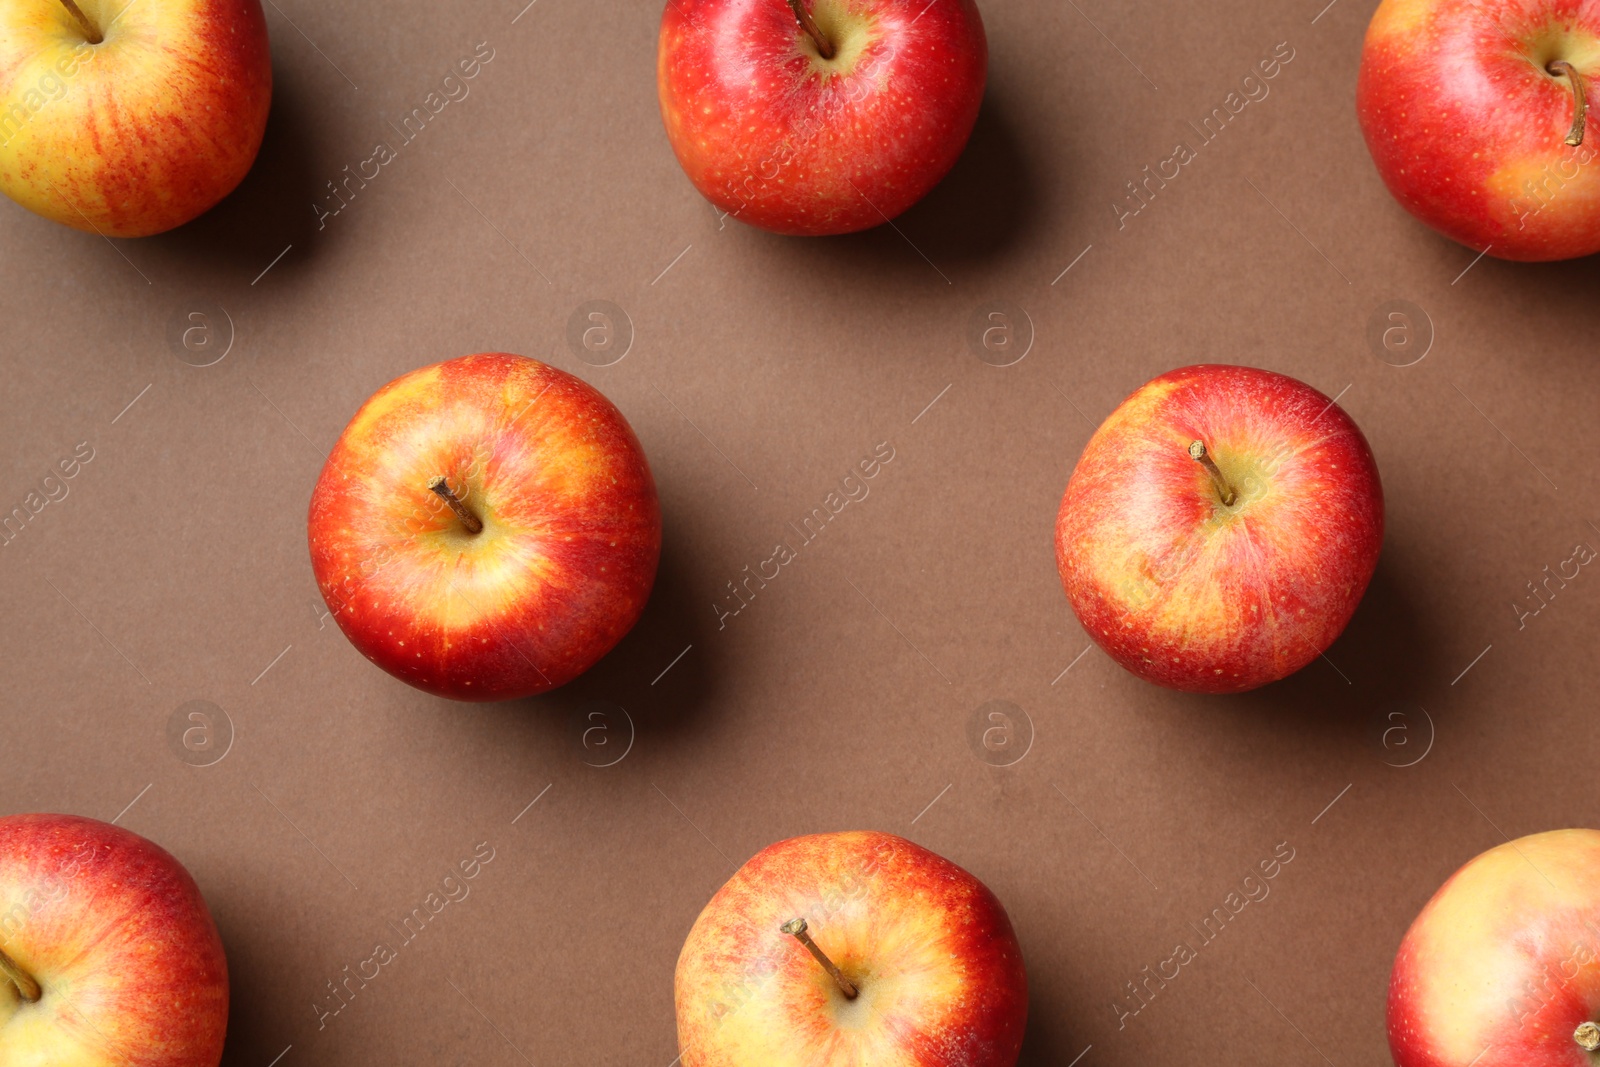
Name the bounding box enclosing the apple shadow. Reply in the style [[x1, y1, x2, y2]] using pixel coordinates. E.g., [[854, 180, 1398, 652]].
[[211, 914, 271, 1067], [1015, 979, 1087, 1067]]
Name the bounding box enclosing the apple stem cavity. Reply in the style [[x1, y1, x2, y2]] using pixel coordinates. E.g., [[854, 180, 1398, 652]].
[[785, 0, 836, 60], [1577, 1021, 1600, 1051], [780, 917, 858, 999], [0, 946, 40, 1003], [56, 0, 103, 44], [427, 476, 484, 535], [1549, 60, 1589, 147], [1188, 441, 1238, 507]]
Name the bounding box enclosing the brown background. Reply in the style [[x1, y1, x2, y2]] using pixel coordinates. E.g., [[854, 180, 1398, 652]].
[[2, 0, 1598, 1063]]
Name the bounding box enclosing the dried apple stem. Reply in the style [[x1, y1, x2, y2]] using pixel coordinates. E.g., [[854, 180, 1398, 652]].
[[780, 918, 857, 999], [0, 946, 41, 1003], [427, 476, 483, 534], [786, 0, 835, 59], [1549, 60, 1589, 148], [1576, 1021, 1600, 1051], [56, 0, 102, 43], [1188, 441, 1238, 506]]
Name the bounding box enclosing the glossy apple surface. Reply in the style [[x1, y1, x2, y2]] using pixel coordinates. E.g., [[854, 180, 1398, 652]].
[[675, 830, 1027, 1067], [0, 813, 228, 1066], [1055, 364, 1383, 693], [658, 0, 987, 235], [1357, 0, 1600, 261], [0, 0, 271, 237], [1389, 828, 1600, 1066], [308, 353, 661, 702]]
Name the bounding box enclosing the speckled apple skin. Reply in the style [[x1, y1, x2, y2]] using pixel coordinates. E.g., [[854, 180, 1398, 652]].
[[1054, 365, 1383, 694], [658, 0, 987, 235], [1356, 0, 1600, 261], [1388, 829, 1600, 1067], [674, 831, 1027, 1067], [0, 814, 228, 1067], [308, 353, 662, 702]]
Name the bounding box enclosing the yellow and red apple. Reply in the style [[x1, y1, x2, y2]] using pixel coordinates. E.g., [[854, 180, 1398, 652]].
[[0, 813, 228, 1066], [1388, 828, 1600, 1066], [675, 830, 1028, 1067], [1055, 364, 1384, 694], [658, 0, 988, 235], [0, 0, 271, 237], [308, 353, 661, 702], [1357, 0, 1600, 261]]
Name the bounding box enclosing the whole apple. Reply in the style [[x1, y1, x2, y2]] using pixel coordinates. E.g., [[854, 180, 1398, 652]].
[[658, 0, 988, 235], [0, 0, 271, 237], [0, 814, 228, 1066], [1054, 364, 1383, 694], [308, 353, 661, 702], [675, 830, 1027, 1067], [1357, 0, 1599, 261], [1388, 828, 1600, 1066]]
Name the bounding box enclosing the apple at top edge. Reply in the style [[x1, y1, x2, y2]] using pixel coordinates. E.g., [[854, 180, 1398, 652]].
[[308, 353, 662, 703], [1356, 0, 1600, 261], [0, 0, 272, 238], [658, 0, 988, 236], [1055, 364, 1384, 694]]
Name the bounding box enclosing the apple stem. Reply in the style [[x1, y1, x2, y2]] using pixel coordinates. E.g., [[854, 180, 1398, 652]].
[[427, 476, 483, 534], [56, 0, 103, 44], [785, 0, 836, 60], [1549, 60, 1589, 147], [1576, 1022, 1600, 1051], [1188, 441, 1238, 507], [780, 917, 858, 999], [0, 946, 40, 1003]]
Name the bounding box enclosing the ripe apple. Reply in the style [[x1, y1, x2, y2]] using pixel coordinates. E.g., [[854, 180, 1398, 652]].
[[0, 0, 271, 237], [1054, 364, 1384, 694], [657, 0, 988, 235], [1388, 828, 1600, 1066], [0, 813, 227, 1066], [675, 830, 1027, 1066], [1356, 0, 1599, 261], [308, 353, 661, 702]]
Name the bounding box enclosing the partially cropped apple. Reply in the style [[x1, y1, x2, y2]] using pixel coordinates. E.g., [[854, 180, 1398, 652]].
[[675, 831, 1027, 1067], [0, 814, 228, 1066], [1389, 828, 1600, 1066], [0, 0, 271, 237], [309, 353, 662, 702], [1357, 0, 1599, 261], [1055, 365, 1384, 693], [658, 0, 988, 235]]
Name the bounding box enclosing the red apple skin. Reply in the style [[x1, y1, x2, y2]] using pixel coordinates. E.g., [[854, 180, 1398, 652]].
[[658, 0, 987, 235], [1054, 365, 1383, 694], [1388, 829, 1600, 1067], [0, 814, 228, 1066], [675, 831, 1027, 1067], [1356, 0, 1600, 261], [308, 353, 661, 702]]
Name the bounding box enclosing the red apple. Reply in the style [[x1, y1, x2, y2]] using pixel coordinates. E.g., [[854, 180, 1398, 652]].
[[1356, 0, 1600, 261], [0, 0, 271, 237], [675, 830, 1027, 1067], [1388, 828, 1600, 1066], [0, 813, 227, 1065], [657, 0, 988, 235], [308, 353, 661, 702], [1054, 365, 1383, 694]]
